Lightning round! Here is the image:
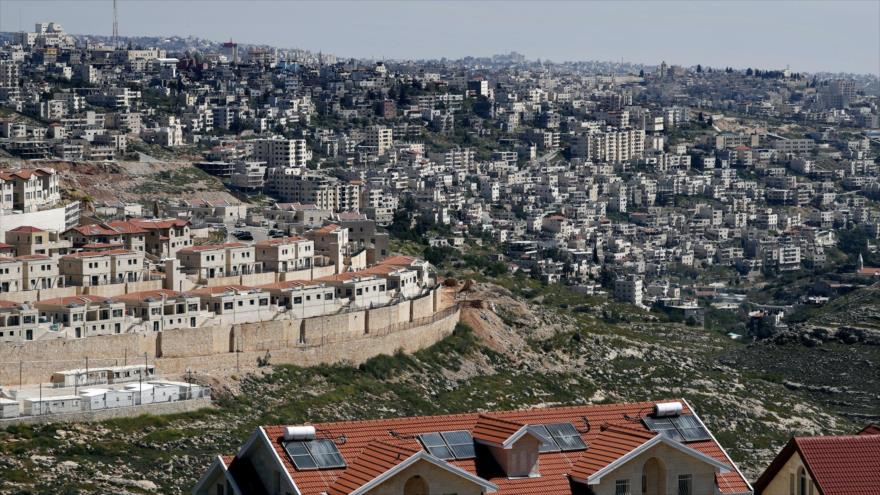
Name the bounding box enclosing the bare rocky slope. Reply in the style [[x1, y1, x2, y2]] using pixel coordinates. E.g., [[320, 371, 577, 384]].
[[0, 280, 876, 494]]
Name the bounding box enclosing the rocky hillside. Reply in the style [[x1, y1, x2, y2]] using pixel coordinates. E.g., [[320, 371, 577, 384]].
[[0, 280, 875, 494]]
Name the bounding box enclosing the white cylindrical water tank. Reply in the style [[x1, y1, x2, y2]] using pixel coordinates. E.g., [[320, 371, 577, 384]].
[[653, 401, 683, 417], [283, 425, 317, 441]]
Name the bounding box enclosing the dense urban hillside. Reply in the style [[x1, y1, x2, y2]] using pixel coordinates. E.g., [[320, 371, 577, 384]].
[[1, 279, 875, 494]]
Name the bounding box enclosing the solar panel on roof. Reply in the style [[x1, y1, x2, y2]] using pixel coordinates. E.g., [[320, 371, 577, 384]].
[[545, 422, 588, 451], [418, 430, 475, 460], [283, 439, 346, 470], [529, 425, 561, 452], [643, 415, 710, 442], [671, 415, 712, 441], [418, 432, 455, 460], [442, 430, 476, 459], [642, 417, 684, 442]]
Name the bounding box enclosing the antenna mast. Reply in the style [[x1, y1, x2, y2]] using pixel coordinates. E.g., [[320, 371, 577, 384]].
[[112, 0, 119, 48]]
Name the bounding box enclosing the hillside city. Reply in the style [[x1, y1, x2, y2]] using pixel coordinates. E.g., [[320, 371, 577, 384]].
[[0, 17, 877, 495]]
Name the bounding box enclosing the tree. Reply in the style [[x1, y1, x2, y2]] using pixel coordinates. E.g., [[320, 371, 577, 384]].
[[746, 68, 754, 76], [696, 64, 703, 73], [639, 69, 645, 78]]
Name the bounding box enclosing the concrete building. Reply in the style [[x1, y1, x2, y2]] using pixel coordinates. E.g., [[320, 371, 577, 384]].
[[117, 289, 204, 332], [614, 276, 644, 306], [252, 137, 312, 168], [36, 295, 130, 339], [255, 236, 314, 273]]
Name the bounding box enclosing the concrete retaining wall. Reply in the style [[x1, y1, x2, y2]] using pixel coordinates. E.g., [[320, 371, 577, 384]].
[[0, 298, 459, 385]]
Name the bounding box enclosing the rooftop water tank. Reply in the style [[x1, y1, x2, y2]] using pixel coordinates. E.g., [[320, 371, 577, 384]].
[[283, 425, 316, 442], [653, 401, 683, 418]]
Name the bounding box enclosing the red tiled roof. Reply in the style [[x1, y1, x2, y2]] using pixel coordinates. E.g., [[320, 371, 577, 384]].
[[66, 224, 120, 237], [570, 425, 655, 480], [105, 220, 148, 234], [472, 414, 524, 445], [755, 434, 880, 495], [859, 424, 880, 436], [313, 224, 342, 235], [129, 218, 191, 229], [253, 401, 748, 495], [36, 295, 110, 307], [8, 226, 44, 233], [327, 441, 419, 495], [796, 435, 880, 495], [115, 289, 184, 302]]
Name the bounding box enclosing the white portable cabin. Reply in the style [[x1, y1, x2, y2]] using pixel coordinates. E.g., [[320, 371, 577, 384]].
[[125, 383, 179, 405], [79, 388, 110, 411], [105, 389, 135, 409], [23, 395, 82, 416], [0, 397, 20, 418], [149, 379, 205, 400]]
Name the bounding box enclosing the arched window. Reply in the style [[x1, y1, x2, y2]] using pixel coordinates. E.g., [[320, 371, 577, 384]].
[[797, 467, 807, 495], [404, 476, 428, 495]]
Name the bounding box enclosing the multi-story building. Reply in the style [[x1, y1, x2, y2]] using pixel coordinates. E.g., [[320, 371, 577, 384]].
[[36, 295, 131, 339], [254, 237, 314, 273], [614, 276, 644, 306], [0, 168, 61, 212], [176, 242, 258, 282], [187, 285, 276, 325], [4, 226, 71, 256], [365, 125, 393, 155], [257, 280, 339, 319], [0, 300, 42, 342], [17, 254, 62, 290], [0, 257, 22, 293], [117, 289, 204, 332], [128, 219, 192, 258], [252, 137, 312, 168]]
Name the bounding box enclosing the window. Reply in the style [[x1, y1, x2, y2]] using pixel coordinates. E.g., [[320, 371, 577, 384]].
[[223, 302, 234, 310], [615, 480, 630, 495], [798, 467, 807, 495], [677, 474, 692, 495]]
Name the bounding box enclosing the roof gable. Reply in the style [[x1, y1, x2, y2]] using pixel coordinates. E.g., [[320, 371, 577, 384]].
[[570, 425, 730, 485]]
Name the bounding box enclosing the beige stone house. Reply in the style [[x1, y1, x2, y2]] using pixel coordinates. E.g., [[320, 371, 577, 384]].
[[255, 236, 314, 273], [116, 288, 204, 332], [17, 254, 62, 290], [0, 256, 22, 293], [36, 295, 131, 339]]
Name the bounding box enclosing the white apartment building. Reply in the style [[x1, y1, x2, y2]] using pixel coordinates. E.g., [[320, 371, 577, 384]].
[[252, 137, 311, 168]]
